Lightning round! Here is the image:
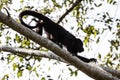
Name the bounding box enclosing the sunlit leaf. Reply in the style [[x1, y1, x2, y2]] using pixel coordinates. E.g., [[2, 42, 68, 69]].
[[1, 74, 9, 80], [19, 57, 23, 62], [26, 64, 32, 70], [15, 34, 21, 43], [17, 70, 23, 78], [12, 63, 18, 71], [20, 0, 24, 3], [41, 77, 46, 80], [7, 55, 15, 63]]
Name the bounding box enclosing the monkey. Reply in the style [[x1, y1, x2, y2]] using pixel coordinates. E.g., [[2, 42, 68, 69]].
[[33, 19, 63, 48], [19, 10, 97, 63]]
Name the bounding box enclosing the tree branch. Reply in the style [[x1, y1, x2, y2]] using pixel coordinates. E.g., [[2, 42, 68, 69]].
[[101, 66, 120, 79], [1, 45, 120, 79], [0, 11, 119, 80], [57, 0, 82, 24], [0, 45, 66, 62]]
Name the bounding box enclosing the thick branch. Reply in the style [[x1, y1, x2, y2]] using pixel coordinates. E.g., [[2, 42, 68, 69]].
[[101, 66, 120, 79], [0, 45, 65, 62], [1, 45, 120, 79], [0, 11, 119, 80], [57, 0, 82, 24]]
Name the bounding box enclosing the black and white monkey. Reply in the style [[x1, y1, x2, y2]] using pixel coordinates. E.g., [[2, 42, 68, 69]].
[[19, 10, 96, 63]]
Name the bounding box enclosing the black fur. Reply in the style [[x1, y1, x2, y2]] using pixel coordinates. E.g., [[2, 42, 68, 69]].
[[19, 10, 96, 63]]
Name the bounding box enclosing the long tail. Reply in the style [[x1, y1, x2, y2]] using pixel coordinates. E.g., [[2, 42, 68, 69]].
[[19, 10, 52, 28]]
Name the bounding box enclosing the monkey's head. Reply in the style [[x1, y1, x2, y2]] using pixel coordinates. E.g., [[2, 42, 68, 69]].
[[72, 38, 84, 53]]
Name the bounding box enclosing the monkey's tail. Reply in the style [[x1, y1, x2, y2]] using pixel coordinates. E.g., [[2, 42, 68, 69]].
[[19, 10, 52, 28]]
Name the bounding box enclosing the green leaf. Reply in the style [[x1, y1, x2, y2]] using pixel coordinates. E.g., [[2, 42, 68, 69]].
[[1, 74, 9, 80], [17, 70, 23, 78], [94, 3, 102, 7], [26, 64, 32, 70], [33, 67, 36, 71], [6, 36, 11, 41], [41, 77, 46, 80], [15, 34, 21, 43], [7, 55, 15, 63], [74, 70, 78, 76], [20, 0, 24, 3], [84, 37, 89, 47], [35, 72, 39, 77], [12, 63, 18, 71], [96, 37, 100, 43], [107, 0, 113, 4], [98, 53, 101, 59], [19, 57, 23, 62]]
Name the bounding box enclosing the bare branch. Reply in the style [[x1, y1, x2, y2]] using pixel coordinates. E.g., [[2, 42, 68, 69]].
[[1, 45, 120, 79], [0, 45, 66, 62], [57, 0, 82, 24], [0, 11, 119, 80], [101, 66, 120, 78]]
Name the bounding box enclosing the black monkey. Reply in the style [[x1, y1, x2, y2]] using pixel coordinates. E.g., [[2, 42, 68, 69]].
[[34, 19, 63, 48], [19, 10, 97, 63]]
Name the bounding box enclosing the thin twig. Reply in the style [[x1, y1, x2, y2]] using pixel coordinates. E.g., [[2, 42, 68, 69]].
[[57, 0, 82, 24]]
